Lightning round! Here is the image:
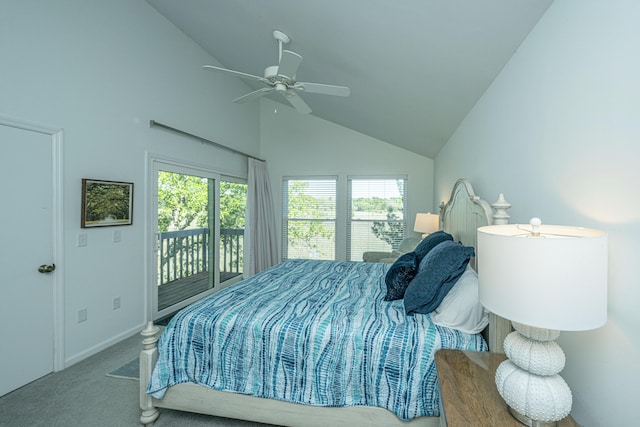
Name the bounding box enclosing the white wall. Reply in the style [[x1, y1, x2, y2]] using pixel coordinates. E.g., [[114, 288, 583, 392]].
[[1, 0, 260, 365], [435, 1, 639, 425], [260, 101, 434, 259]]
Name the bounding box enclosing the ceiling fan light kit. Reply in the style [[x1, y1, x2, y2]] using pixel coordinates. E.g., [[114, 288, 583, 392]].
[[202, 30, 350, 114]]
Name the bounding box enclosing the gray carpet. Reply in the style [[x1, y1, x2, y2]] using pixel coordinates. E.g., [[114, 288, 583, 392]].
[[0, 332, 277, 427]]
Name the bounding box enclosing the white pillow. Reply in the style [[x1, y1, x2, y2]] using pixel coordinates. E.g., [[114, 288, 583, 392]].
[[430, 265, 489, 334]]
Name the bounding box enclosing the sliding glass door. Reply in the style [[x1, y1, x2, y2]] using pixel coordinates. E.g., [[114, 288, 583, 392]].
[[156, 168, 214, 315], [219, 179, 246, 283], [152, 160, 246, 320]]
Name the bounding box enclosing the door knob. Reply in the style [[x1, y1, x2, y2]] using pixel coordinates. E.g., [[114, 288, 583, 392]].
[[38, 264, 56, 273]]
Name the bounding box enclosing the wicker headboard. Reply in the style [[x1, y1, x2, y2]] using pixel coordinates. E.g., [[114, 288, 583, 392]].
[[438, 179, 512, 353]]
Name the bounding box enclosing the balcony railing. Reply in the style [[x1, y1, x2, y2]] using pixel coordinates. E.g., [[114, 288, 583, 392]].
[[220, 228, 243, 278], [158, 227, 244, 286]]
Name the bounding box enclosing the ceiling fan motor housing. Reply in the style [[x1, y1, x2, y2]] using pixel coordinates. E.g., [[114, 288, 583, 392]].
[[264, 65, 295, 87]]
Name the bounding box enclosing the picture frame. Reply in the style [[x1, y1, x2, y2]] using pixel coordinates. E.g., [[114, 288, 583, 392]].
[[81, 179, 134, 228]]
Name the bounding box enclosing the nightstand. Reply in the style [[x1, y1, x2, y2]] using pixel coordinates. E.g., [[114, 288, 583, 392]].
[[435, 349, 579, 427]]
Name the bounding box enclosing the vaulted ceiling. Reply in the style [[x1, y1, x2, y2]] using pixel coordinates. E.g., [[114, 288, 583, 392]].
[[146, 0, 552, 158]]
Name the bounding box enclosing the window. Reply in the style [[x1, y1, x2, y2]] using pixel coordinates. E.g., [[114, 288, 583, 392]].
[[281, 175, 408, 262], [282, 177, 337, 260], [347, 177, 407, 261]]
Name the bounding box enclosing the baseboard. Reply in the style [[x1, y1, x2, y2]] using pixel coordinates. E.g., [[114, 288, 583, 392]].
[[63, 322, 146, 368]]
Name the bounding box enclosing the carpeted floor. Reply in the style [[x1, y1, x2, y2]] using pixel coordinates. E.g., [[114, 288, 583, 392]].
[[0, 331, 276, 427]]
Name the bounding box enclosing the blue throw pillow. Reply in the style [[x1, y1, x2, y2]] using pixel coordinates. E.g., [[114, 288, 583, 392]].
[[404, 241, 475, 315], [413, 230, 453, 264], [383, 252, 418, 301]]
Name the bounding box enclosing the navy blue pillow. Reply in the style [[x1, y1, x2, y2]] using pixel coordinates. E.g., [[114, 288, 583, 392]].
[[383, 252, 418, 301], [404, 241, 475, 315], [413, 231, 453, 264]]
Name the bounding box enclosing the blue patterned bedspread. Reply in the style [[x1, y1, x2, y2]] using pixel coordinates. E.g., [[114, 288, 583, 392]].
[[147, 259, 487, 420]]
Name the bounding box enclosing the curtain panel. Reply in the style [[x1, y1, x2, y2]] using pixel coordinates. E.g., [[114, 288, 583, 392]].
[[244, 158, 279, 277]]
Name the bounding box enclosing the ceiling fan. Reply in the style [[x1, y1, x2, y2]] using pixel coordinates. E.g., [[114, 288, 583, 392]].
[[203, 30, 350, 114]]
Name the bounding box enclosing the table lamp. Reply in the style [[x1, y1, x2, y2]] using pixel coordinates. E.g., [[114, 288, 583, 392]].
[[414, 212, 439, 238], [477, 218, 607, 426]]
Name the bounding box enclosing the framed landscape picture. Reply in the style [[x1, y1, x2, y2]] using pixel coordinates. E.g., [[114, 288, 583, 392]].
[[81, 179, 134, 228]]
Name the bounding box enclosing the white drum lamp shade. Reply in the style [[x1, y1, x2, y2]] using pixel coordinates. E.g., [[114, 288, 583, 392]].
[[414, 213, 439, 237], [477, 219, 607, 425]]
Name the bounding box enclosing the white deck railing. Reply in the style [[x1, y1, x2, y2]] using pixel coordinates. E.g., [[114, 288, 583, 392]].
[[158, 227, 243, 285]]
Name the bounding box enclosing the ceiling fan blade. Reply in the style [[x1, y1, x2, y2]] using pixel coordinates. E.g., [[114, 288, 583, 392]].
[[277, 50, 303, 78], [295, 82, 350, 97], [202, 65, 268, 84], [284, 91, 312, 114], [233, 87, 275, 104]]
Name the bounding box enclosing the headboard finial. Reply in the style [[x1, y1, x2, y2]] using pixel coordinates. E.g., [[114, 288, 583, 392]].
[[491, 193, 511, 225]]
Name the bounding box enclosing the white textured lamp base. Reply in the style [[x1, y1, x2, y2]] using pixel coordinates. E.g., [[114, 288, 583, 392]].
[[508, 406, 563, 427], [495, 322, 572, 426]]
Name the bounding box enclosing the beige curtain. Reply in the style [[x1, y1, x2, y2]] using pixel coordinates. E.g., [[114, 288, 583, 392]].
[[244, 158, 279, 277]]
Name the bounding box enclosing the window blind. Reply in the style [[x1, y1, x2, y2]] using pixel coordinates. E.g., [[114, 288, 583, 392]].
[[282, 177, 337, 260], [347, 177, 407, 261]]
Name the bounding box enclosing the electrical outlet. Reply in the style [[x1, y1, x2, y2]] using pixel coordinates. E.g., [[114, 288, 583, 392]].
[[78, 308, 87, 323], [77, 233, 87, 247], [112, 296, 121, 310]]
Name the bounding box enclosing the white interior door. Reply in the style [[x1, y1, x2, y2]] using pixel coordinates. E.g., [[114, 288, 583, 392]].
[[0, 122, 55, 396]]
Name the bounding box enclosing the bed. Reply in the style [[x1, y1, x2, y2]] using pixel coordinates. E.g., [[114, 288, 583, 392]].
[[139, 178, 512, 426]]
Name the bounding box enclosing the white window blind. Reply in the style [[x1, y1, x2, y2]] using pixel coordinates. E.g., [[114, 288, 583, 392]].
[[347, 177, 407, 261], [282, 177, 337, 260]]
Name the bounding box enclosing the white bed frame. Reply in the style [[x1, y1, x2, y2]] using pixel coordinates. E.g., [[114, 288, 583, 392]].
[[139, 178, 512, 426]]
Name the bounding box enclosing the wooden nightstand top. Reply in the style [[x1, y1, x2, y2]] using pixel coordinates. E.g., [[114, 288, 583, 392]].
[[435, 349, 579, 427]]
